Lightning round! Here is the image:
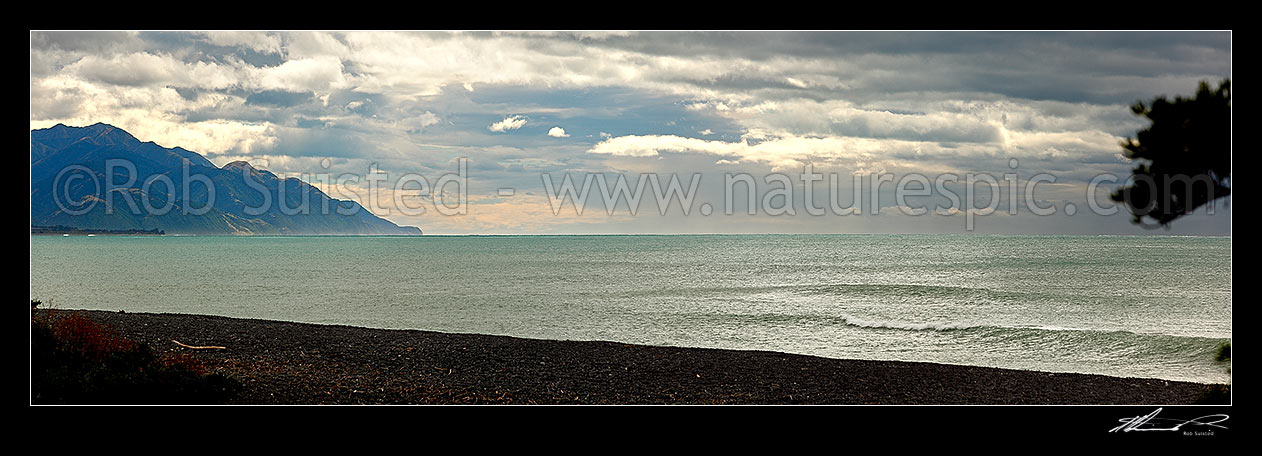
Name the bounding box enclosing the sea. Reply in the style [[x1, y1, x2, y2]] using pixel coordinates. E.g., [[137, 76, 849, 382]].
[[29, 234, 1232, 384]]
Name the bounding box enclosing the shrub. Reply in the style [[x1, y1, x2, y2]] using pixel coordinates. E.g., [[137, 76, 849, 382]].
[[1194, 384, 1230, 405], [31, 307, 240, 404], [1215, 342, 1231, 363]]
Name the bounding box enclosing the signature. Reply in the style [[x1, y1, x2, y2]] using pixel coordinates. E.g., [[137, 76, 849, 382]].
[[1109, 408, 1229, 433]]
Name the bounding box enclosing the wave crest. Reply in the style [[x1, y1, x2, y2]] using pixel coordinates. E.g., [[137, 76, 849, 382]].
[[836, 314, 978, 331]]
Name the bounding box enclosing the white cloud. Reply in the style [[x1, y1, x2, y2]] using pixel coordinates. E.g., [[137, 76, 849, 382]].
[[699, 129, 714, 135], [282, 31, 350, 59], [548, 126, 569, 138], [253, 56, 347, 92], [201, 31, 283, 55], [67, 52, 237, 89], [489, 115, 528, 132], [412, 112, 441, 128], [149, 120, 276, 156], [30, 114, 276, 158], [588, 133, 895, 170]]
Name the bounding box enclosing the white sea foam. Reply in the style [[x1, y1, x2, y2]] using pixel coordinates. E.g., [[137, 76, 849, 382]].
[[837, 314, 979, 331]]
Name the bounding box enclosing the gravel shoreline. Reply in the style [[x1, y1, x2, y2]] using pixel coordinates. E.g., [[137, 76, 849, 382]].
[[44, 310, 1228, 405]]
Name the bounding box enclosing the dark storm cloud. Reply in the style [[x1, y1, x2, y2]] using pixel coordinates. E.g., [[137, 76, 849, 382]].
[[245, 90, 316, 108], [571, 31, 1226, 64], [561, 31, 1230, 105]]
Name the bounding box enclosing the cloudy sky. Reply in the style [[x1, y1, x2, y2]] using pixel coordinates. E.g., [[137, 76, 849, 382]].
[[29, 31, 1231, 234]]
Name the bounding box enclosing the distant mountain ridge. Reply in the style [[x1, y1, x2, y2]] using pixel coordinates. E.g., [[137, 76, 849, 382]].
[[30, 123, 422, 235]]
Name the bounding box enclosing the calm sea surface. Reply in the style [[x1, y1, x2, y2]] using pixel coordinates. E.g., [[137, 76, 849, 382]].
[[29, 234, 1232, 383]]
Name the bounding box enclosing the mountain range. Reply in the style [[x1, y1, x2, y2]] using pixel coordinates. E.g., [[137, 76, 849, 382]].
[[30, 123, 421, 235]]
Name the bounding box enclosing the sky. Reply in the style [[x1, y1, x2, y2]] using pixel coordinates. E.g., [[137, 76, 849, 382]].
[[29, 31, 1232, 235]]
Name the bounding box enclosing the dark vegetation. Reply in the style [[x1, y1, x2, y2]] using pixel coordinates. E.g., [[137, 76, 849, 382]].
[[1190, 341, 1232, 404], [31, 225, 164, 235], [1108, 81, 1233, 403], [30, 302, 239, 404], [1216, 342, 1231, 363], [1111, 79, 1231, 227]]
